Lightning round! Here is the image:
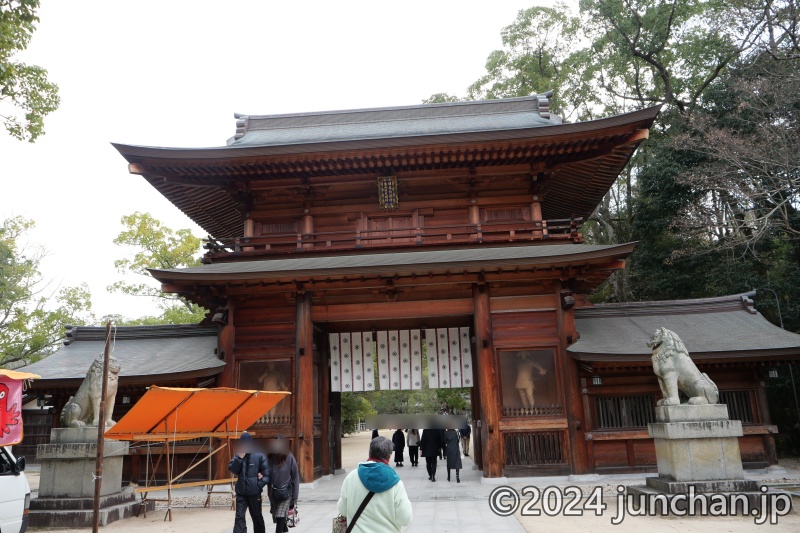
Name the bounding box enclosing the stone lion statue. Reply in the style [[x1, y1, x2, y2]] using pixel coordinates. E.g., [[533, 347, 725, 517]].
[[60, 352, 121, 428], [647, 327, 719, 406]]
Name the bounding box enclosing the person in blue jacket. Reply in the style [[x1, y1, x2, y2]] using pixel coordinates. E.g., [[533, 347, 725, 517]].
[[228, 431, 269, 533]]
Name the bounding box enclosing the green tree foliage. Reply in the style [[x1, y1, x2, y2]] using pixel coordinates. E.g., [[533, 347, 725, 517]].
[[465, 3, 594, 120], [431, 1, 799, 303], [0, 0, 59, 142], [421, 93, 462, 104], [0, 216, 93, 367], [340, 393, 375, 436], [108, 212, 207, 324]]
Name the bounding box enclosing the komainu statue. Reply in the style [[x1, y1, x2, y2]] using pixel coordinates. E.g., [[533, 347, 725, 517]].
[[647, 327, 719, 406], [60, 352, 121, 428]]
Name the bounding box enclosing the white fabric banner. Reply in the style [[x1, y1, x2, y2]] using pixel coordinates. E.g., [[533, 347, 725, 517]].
[[331, 329, 472, 391], [377, 331, 390, 391]]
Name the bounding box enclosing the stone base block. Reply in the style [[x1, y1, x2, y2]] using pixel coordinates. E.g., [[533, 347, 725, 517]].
[[37, 429, 128, 498], [646, 476, 759, 494], [30, 491, 138, 511], [655, 404, 730, 423], [654, 434, 744, 481], [649, 419, 743, 440], [28, 489, 152, 529], [627, 484, 766, 515], [48, 427, 116, 444]]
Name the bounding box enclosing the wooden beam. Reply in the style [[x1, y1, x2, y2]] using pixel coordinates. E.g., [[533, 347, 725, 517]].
[[214, 302, 235, 481], [473, 283, 504, 477], [128, 163, 146, 175], [295, 291, 315, 482], [134, 478, 236, 493], [222, 271, 570, 296], [625, 129, 650, 144], [312, 298, 473, 322], [249, 194, 539, 218], [498, 418, 569, 431]]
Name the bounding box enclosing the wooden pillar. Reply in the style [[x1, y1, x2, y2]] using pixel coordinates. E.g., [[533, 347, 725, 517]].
[[473, 283, 503, 477], [319, 333, 331, 475], [531, 199, 543, 238], [556, 282, 590, 474], [243, 219, 255, 251], [217, 302, 235, 388], [295, 291, 314, 481], [214, 302, 236, 481], [301, 213, 314, 249], [756, 382, 778, 465], [330, 392, 342, 471]]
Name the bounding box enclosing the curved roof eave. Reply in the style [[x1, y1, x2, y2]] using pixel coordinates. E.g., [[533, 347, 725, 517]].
[[148, 242, 636, 284], [111, 106, 661, 162]]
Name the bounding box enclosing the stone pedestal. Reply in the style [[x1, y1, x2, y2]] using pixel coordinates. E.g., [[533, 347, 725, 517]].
[[30, 427, 147, 528], [649, 404, 744, 482], [38, 427, 128, 498], [628, 404, 764, 513]]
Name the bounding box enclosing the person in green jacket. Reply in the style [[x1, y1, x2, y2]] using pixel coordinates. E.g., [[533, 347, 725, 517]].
[[337, 437, 413, 532]]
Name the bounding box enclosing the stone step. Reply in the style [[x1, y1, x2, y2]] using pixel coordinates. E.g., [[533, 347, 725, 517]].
[[28, 498, 151, 529], [30, 490, 136, 511]]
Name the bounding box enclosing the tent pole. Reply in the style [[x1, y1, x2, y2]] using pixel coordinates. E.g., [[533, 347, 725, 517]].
[[164, 420, 172, 522]]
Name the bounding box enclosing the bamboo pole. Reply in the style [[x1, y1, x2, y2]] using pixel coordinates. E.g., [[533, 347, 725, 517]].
[[92, 321, 113, 533]]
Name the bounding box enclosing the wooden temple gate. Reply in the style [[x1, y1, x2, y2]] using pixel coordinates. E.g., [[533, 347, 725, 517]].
[[115, 95, 791, 480]]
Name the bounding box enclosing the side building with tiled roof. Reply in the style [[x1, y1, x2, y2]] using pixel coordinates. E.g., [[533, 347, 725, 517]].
[[568, 291, 800, 472], [15, 324, 223, 482]]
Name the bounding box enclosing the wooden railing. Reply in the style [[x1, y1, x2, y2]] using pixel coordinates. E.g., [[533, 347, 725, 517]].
[[504, 430, 566, 466], [720, 390, 755, 424], [502, 404, 564, 417], [255, 414, 294, 426], [204, 217, 583, 258], [593, 394, 658, 429]]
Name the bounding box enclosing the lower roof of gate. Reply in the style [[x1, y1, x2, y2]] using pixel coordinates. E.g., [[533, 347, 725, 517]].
[[150, 242, 635, 286]]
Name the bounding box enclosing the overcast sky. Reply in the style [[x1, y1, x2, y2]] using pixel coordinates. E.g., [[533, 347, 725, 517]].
[[1, 0, 547, 320]]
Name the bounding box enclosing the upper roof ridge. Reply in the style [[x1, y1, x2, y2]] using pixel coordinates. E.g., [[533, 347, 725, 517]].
[[231, 94, 558, 143], [62, 324, 217, 345], [575, 291, 758, 319]]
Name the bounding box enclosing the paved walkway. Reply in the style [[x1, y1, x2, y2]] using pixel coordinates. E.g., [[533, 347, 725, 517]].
[[30, 430, 800, 532], [295, 437, 523, 532]]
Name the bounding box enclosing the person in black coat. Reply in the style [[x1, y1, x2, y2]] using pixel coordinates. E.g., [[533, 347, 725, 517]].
[[371, 428, 379, 439], [392, 429, 405, 467], [228, 432, 269, 533], [444, 428, 463, 482], [460, 421, 471, 457], [419, 427, 444, 482]]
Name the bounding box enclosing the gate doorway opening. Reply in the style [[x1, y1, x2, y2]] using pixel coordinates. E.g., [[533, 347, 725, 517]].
[[321, 317, 481, 474]]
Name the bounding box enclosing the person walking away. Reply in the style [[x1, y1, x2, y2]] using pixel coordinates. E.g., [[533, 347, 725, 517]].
[[337, 436, 413, 532], [406, 429, 420, 466], [228, 431, 269, 533], [267, 442, 299, 533], [419, 427, 443, 482], [437, 411, 447, 459], [460, 421, 471, 457], [391, 429, 405, 467], [371, 428, 379, 439], [444, 428, 462, 482]]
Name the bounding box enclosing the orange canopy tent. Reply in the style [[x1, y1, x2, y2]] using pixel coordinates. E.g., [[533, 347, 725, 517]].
[[103, 386, 290, 521], [105, 386, 290, 441]]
